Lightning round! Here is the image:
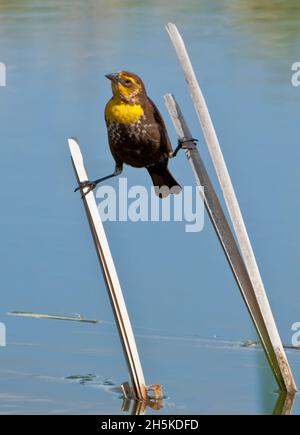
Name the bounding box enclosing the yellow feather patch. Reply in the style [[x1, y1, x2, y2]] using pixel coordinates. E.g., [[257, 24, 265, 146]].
[[105, 97, 144, 124]]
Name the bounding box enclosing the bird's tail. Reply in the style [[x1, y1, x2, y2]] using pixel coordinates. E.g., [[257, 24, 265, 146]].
[[147, 162, 181, 198]]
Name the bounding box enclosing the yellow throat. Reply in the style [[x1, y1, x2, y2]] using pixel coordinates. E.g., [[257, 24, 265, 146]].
[[105, 96, 144, 124]]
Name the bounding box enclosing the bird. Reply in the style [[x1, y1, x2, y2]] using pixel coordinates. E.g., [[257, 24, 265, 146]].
[[76, 71, 182, 198]]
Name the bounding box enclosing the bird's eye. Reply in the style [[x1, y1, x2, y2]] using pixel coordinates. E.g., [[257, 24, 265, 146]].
[[124, 79, 132, 85]]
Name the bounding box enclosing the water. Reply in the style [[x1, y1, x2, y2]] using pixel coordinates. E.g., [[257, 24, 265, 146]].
[[0, 0, 300, 414]]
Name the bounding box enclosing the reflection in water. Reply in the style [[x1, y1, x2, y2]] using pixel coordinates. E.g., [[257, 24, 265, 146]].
[[65, 374, 164, 414], [229, 0, 300, 54], [252, 333, 298, 414], [273, 392, 296, 416], [122, 396, 164, 415]]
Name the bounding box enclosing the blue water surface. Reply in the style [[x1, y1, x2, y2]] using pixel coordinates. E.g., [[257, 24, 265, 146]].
[[0, 0, 300, 414]]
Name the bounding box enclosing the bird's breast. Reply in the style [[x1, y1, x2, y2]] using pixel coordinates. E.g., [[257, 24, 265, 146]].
[[107, 120, 162, 168], [107, 120, 157, 144], [105, 98, 144, 124]]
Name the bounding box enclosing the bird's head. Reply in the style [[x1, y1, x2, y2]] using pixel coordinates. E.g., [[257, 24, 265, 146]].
[[106, 71, 146, 103]]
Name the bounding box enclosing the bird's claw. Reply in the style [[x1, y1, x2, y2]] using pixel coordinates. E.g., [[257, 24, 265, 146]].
[[178, 137, 198, 150], [74, 180, 97, 198], [170, 137, 198, 158]]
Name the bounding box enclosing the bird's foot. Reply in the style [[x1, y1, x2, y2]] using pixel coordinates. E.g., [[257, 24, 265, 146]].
[[179, 137, 198, 148], [74, 180, 97, 198], [170, 137, 198, 158]]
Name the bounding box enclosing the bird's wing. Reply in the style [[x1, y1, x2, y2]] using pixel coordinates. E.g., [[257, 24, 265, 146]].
[[148, 97, 174, 157]]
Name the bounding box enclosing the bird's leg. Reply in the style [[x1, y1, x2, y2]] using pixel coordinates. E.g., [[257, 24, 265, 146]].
[[170, 137, 198, 158], [75, 164, 123, 198]]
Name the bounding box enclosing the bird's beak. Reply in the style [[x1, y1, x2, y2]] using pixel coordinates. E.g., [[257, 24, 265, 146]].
[[105, 73, 119, 84]]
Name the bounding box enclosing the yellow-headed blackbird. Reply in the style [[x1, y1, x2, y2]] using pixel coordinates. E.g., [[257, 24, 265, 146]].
[[76, 71, 181, 198]]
